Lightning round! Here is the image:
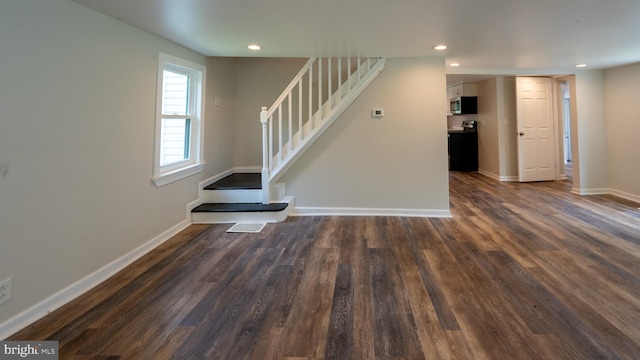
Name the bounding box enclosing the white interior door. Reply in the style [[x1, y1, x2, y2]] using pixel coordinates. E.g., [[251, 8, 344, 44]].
[[516, 77, 556, 182]]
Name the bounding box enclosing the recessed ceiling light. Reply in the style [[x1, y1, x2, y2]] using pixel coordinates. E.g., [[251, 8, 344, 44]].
[[248, 44, 261, 50], [433, 45, 448, 50], [575, 64, 587, 68], [450, 63, 460, 67]]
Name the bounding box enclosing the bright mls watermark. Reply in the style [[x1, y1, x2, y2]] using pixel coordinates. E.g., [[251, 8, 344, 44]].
[[1, 342, 58, 359]]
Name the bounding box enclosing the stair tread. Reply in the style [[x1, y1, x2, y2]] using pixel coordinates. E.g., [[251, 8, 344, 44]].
[[192, 203, 287, 213], [204, 173, 261, 190]]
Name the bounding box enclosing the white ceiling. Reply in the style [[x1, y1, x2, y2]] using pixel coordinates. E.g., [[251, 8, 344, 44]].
[[73, 0, 640, 81]]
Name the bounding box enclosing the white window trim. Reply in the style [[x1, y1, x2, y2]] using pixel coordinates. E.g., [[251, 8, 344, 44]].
[[152, 53, 206, 187]]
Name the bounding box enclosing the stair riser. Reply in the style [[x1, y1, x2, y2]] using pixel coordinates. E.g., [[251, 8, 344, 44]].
[[191, 209, 290, 224], [202, 189, 262, 203]]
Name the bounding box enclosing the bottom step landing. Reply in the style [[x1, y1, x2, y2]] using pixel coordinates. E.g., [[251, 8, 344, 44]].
[[191, 202, 291, 223], [191, 172, 292, 224]]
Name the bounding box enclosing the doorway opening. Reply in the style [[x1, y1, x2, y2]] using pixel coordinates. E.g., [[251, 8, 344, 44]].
[[560, 80, 573, 181]]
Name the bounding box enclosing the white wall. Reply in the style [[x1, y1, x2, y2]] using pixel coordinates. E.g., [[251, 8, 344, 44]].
[[604, 63, 640, 201], [234, 58, 307, 168], [281, 58, 450, 215], [469, 76, 517, 181], [477, 78, 500, 177], [0, 0, 234, 330], [574, 70, 609, 193], [498, 77, 518, 179], [205, 57, 237, 176]]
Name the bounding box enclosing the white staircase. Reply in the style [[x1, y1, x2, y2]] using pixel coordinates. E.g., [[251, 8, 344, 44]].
[[191, 173, 293, 224], [260, 57, 386, 203], [192, 57, 385, 224]]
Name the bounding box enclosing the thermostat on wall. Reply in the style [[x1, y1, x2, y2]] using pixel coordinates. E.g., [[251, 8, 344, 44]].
[[372, 108, 384, 117]]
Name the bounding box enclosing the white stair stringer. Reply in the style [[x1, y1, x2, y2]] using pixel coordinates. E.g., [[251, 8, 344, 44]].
[[269, 58, 386, 184]]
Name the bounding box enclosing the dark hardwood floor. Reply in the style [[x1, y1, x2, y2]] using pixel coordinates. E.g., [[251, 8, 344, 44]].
[[9, 172, 640, 359]]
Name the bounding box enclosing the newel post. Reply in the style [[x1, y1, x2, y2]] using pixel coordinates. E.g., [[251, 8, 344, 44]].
[[260, 106, 270, 204]]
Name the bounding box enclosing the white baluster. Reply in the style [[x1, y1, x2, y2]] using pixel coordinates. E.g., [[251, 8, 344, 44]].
[[288, 92, 292, 154], [347, 58, 352, 89], [298, 79, 302, 142], [338, 58, 342, 101], [277, 104, 282, 163], [328, 58, 332, 109], [318, 58, 322, 120], [309, 64, 313, 129], [268, 114, 273, 168], [259, 56, 384, 199]]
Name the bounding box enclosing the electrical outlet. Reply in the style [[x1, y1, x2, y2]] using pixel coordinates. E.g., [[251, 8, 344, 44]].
[[0, 277, 12, 305]]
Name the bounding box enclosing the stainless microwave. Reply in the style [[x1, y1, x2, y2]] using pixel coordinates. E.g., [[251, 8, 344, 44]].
[[450, 96, 478, 115]]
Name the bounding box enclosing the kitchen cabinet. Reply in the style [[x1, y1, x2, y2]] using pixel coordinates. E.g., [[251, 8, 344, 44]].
[[448, 131, 478, 171], [447, 83, 477, 99]]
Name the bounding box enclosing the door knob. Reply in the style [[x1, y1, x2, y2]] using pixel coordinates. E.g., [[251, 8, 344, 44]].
[[519, 132, 525, 136]]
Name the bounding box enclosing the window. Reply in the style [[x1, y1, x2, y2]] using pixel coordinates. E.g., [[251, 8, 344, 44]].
[[153, 53, 206, 186]]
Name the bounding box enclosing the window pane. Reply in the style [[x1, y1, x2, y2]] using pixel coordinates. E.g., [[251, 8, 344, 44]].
[[162, 70, 190, 115], [160, 118, 191, 166], [153, 54, 205, 186]]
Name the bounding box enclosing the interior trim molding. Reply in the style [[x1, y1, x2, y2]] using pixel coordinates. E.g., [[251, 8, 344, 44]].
[[608, 188, 640, 204], [501, 176, 520, 182], [478, 169, 518, 182], [0, 219, 191, 340], [233, 166, 261, 173], [570, 187, 640, 205], [291, 206, 452, 218], [152, 162, 206, 187], [477, 169, 499, 181], [197, 168, 235, 201], [571, 187, 610, 196]]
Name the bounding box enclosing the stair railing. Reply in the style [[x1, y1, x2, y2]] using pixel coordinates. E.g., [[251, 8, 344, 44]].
[[260, 57, 386, 204]]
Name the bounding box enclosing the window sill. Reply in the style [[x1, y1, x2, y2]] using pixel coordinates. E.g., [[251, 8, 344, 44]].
[[152, 162, 206, 187]]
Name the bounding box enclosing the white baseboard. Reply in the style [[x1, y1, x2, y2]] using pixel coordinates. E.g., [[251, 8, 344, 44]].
[[609, 189, 640, 204], [291, 206, 452, 218], [570, 187, 640, 205], [0, 219, 191, 340], [478, 169, 499, 181], [233, 166, 261, 173], [197, 168, 235, 202], [609, 188, 640, 204], [478, 169, 518, 182], [187, 198, 202, 215], [200, 166, 263, 189], [502, 176, 519, 182], [571, 187, 610, 196], [199, 168, 235, 188]]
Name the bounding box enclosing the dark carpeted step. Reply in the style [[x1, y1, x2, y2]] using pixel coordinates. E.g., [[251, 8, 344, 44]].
[[192, 203, 287, 213], [204, 173, 261, 190]]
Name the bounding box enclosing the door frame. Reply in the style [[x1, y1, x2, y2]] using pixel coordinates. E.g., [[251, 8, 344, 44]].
[[516, 76, 558, 182], [562, 98, 572, 164], [552, 75, 579, 187], [513, 75, 579, 186]]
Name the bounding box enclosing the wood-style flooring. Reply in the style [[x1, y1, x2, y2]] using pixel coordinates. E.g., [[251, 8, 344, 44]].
[[9, 172, 640, 359]]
